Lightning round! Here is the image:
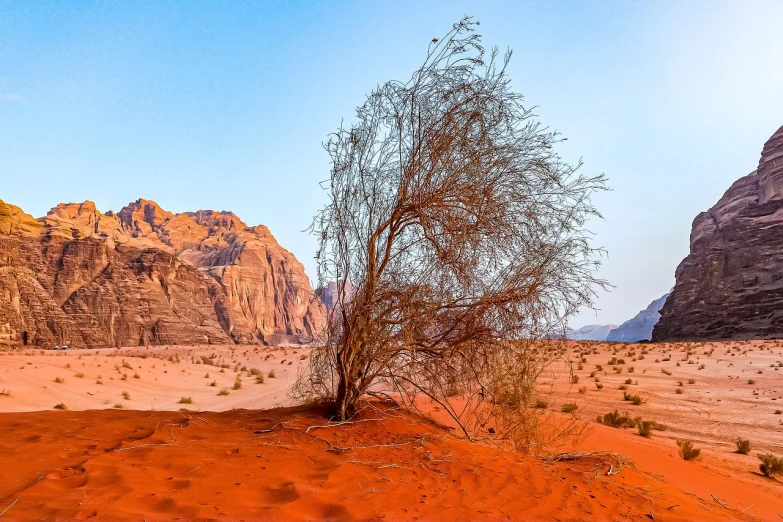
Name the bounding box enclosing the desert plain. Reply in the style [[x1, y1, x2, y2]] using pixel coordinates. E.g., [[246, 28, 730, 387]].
[[0, 340, 781, 521]]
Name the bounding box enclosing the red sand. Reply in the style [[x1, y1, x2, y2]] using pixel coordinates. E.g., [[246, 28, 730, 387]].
[[0, 340, 781, 520], [0, 405, 764, 522]]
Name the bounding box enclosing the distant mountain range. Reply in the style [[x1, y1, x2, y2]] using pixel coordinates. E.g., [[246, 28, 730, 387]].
[[567, 324, 618, 341], [566, 292, 670, 342]]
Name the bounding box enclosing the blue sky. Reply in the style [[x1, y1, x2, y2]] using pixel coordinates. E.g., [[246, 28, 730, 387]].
[[1, 1, 782, 327]]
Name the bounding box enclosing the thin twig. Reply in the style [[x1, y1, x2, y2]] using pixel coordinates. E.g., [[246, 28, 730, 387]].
[[305, 418, 377, 433], [0, 498, 18, 518], [112, 443, 186, 452], [711, 494, 728, 510]]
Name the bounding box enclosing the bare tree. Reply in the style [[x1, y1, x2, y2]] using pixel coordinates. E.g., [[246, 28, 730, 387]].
[[295, 18, 607, 449]]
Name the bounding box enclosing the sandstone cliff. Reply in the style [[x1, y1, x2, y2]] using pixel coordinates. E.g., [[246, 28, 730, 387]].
[[0, 199, 325, 348], [653, 125, 783, 341]]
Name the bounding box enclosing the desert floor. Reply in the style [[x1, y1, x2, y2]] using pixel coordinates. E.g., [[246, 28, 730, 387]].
[[0, 344, 307, 413], [0, 341, 781, 521]]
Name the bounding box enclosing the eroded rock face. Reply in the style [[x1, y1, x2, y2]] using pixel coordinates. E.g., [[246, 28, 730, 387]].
[[0, 199, 324, 348], [653, 125, 783, 341]]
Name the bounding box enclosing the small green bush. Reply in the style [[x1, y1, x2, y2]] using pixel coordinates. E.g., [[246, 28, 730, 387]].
[[735, 438, 751, 455], [758, 453, 783, 477], [561, 403, 578, 414], [677, 440, 701, 461], [623, 391, 644, 405], [637, 420, 653, 438]]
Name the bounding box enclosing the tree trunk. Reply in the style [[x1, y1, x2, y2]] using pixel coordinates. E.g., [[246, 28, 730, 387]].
[[333, 376, 356, 421]]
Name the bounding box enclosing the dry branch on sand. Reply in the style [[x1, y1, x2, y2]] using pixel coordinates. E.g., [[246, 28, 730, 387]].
[[294, 17, 606, 452]]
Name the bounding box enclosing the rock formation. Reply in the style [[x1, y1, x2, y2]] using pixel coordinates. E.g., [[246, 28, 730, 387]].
[[607, 293, 669, 342], [0, 198, 325, 348], [653, 125, 783, 341]]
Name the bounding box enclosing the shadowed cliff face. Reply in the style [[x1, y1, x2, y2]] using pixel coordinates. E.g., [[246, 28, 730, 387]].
[[653, 125, 783, 341], [0, 199, 325, 348]]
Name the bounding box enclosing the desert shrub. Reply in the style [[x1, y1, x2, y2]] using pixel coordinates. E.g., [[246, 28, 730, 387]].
[[294, 18, 607, 454], [121, 373, 128, 381], [675, 388, 684, 394], [233, 378, 243, 390], [256, 375, 265, 384], [735, 438, 752, 455], [623, 391, 644, 405], [578, 386, 586, 394], [249, 368, 261, 376], [53, 403, 68, 410], [113, 403, 124, 409], [677, 440, 701, 461], [122, 391, 130, 400], [534, 399, 548, 409], [624, 378, 633, 385], [571, 374, 579, 384], [217, 388, 229, 396], [0, 389, 10, 397], [209, 380, 217, 386], [268, 369, 276, 379], [618, 385, 628, 391], [561, 403, 578, 414], [599, 410, 634, 429], [637, 420, 653, 438], [775, 410, 782, 415], [54, 376, 64, 383], [688, 378, 695, 384], [75, 372, 84, 378], [595, 382, 604, 390], [650, 421, 666, 431], [133, 373, 140, 379], [596, 364, 604, 371], [589, 371, 596, 378], [748, 379, 756, 385], [179, 397, 193, 404], [758, 453, 783, 477]]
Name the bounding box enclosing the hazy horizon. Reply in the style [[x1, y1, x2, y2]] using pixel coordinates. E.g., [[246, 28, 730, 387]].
[[2, 0, 782, 328]]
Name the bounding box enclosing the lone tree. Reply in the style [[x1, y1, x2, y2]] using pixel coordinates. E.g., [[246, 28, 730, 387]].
[[297, 18, 607, 447]]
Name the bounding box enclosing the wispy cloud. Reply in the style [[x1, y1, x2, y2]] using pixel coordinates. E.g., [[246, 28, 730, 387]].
[[0, 93, 24, 101]]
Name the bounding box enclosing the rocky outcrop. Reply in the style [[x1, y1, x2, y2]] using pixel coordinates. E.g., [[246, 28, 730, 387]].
[[607, 293, 669, 342], [0, 199, 325, 348], [653, 125, 783, 341]]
